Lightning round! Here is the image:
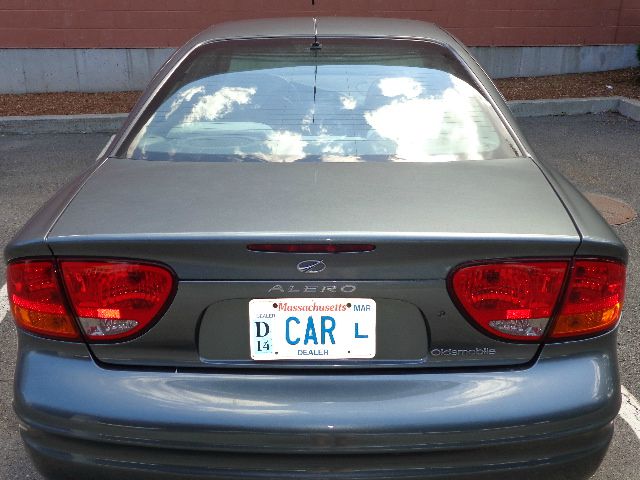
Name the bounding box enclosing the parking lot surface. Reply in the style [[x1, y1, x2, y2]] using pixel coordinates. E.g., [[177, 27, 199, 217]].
[[0, 113, 639, 478]]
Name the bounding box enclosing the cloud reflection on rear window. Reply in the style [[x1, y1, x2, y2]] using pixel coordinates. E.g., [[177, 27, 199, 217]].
[[120, 38, 520, 163]]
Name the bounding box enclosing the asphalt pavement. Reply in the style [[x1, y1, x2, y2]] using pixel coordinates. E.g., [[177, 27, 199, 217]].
[[0, 113, 639, 478]]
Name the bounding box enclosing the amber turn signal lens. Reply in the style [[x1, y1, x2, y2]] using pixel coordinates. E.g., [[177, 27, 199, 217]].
[[7, 260, 80, 340], [549, 259, 625, 339]]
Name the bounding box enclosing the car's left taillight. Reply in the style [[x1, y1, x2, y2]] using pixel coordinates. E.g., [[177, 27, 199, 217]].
[[8, 259, 176, 342]]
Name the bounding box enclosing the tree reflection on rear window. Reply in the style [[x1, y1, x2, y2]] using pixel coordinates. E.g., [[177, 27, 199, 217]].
[[118, 38, 521, 163]]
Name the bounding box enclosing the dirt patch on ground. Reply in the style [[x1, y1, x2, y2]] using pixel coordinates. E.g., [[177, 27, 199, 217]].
[[0, 68, 638, 116], [0, 91, 141, 116], [495, 67, 640, 101]]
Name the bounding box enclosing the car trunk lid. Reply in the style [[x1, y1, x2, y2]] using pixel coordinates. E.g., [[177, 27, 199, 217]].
[[46, 157, 579, 369]]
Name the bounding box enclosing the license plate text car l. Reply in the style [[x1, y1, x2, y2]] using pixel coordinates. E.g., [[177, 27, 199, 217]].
[[249, 298, 376, 360]]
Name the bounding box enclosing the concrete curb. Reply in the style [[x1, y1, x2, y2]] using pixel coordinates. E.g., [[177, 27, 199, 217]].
[[508, 96, 640, 119], [0, 113, 128, 134], [0, 97, 639, 134], [617, 97, 640, 122]]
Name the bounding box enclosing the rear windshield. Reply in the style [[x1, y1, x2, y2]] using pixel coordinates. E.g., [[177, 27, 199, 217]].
[[118, 38, 521, 163]]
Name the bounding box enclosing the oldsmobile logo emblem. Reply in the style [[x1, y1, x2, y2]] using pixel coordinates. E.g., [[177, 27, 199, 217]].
[[296, 259, 326, 274]]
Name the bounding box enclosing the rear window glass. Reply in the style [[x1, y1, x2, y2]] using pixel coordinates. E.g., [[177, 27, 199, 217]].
[[118, 38, 520, 163]]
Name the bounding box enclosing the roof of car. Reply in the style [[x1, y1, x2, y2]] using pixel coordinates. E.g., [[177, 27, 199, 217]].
[[188, 17, 455, 47]]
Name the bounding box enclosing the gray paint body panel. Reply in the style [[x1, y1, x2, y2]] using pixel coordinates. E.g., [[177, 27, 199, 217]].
[[16, 329, 621, 445], [530, 157, 628, 261], [4, 167, 97, 260], [14, 330, 618, 479], [87, 281, 539, 368], [48, 158, 578, 240]]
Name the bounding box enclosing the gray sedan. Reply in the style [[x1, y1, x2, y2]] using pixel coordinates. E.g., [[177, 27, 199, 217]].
[[5, 17, 627, 480]]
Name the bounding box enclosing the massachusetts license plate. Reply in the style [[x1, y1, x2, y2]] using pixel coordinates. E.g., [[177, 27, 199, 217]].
[[249, 298, 376, 360]]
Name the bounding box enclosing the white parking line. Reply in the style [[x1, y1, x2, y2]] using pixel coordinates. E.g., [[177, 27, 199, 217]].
[[621, 385, 640, 440], [0, 283, 8, 324], [0, 276, 639, 441]]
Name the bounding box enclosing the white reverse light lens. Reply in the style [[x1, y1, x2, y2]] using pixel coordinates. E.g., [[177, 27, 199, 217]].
[[78, 318, 139, 338], [488, 318, 549, 338]]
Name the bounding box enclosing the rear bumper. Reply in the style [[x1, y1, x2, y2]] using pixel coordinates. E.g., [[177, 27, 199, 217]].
[[15, 331, 620, 479], [24, 424, 612, 480]]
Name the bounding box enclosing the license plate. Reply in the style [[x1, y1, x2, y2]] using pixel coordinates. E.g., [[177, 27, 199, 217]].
[[249, 298, 376, 360]]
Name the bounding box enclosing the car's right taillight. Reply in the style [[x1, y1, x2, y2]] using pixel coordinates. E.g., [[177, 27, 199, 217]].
[[450, 258, 625, 342]]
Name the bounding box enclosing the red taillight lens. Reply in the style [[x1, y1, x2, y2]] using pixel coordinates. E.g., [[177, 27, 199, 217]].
[[450, 261, 569, 341], [7, 260, 80, 340], [549, 259, 625, 339], [450, 258, 626, 342], [59, 260, 176, 341]]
